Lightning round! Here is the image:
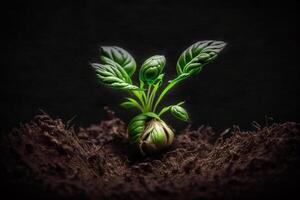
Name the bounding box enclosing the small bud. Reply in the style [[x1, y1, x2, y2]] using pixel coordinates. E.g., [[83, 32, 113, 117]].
[[139, 55, 166, 85], [170, 105, 189, 122]]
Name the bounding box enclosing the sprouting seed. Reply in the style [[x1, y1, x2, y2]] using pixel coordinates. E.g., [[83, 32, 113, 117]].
[[91, 40, 226, 155]]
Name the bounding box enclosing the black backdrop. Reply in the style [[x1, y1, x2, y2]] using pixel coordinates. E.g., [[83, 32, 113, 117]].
[[1, 0, 300, 132]]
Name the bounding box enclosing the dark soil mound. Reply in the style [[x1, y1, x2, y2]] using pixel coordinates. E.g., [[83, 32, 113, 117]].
[[1, 109, 299, 200]]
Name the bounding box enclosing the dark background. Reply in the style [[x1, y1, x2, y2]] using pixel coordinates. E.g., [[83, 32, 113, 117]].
[[1, 0, 300, 132]]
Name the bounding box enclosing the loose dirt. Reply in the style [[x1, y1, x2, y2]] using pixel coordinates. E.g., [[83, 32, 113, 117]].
[[1, 109, 299, 199]]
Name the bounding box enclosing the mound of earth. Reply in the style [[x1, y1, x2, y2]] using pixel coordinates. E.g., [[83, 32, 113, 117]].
[[1, 109, 299, 199]]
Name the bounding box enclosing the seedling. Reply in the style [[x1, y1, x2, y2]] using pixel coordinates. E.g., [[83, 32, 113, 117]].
[[91, 40, 226, 155]]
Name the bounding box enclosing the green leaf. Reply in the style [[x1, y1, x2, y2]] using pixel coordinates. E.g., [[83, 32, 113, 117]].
[[127, 114, 149, 143], [120, 101, 134, 108], [139, 55, 166, 85], [120, 98, 143, 111], [170, 105, 189, 122], [158, 101, 185, 116], [100, 46, 136, 77], [176, 40, 226, 76], [91, 63, 139, 90]]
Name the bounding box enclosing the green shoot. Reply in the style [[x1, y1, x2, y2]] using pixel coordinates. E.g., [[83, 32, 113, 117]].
[[91, 41, 226, 155]]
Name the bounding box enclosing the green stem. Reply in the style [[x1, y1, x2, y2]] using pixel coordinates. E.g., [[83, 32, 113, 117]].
[[158, 105, 171, 116], [140, 80, 144, 90], [149, 83, 159, 112], [153, 78, 184, 112], [140, 81, 147, 108], [132, 101, 144, 112], [131, 90, 146, 112], [146, 85, 152, 111]]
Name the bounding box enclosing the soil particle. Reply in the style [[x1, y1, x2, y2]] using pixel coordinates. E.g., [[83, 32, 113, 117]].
[[1, 109, 299, 199]]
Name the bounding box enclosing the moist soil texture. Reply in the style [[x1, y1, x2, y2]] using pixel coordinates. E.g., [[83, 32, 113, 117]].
[[1, 108, 299, 200]]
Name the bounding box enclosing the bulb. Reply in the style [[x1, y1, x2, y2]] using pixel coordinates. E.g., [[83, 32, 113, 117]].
[[127, 114, 174, 155]]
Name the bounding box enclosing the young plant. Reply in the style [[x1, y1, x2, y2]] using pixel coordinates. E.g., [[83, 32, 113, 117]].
[[91, 41, 226, 155]]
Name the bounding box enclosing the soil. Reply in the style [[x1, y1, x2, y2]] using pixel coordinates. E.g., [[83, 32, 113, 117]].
[[1, 108, 299, 200]]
